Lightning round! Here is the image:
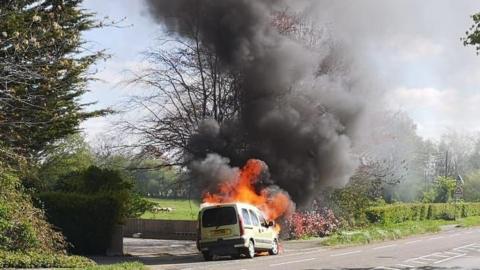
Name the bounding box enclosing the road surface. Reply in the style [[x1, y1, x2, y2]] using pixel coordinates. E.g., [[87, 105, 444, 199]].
[[140, 226, 480, 270]]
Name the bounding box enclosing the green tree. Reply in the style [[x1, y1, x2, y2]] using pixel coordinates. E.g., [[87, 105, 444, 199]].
[[464, 12, 480, 52], [423, 176, 456, 203], [0, 0, 109, 159], [25, 134, 94, 191], [464, 170, 480, 202]]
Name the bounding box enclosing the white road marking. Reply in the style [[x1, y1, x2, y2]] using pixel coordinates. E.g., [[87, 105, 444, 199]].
[[428, 236, 444, 240], [373, 244, 397, 250], [269, 257, 316, 267], [428, 253, 451, 258], [330, 250, 362, 257], [281, 248, 325, 257], [433, 253, 466, 264], [374, 267, 400, 270], [397, 263, 415, 268]]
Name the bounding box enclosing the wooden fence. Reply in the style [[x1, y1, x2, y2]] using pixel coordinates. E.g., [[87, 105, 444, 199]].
[[123, 219, 197, 240]]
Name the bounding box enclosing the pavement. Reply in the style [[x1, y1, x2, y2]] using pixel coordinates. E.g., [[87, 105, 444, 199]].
[[93, 226, 480, 270]]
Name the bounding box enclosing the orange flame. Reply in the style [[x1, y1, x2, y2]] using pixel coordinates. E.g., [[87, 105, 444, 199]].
[[203, 159, 292, 231]]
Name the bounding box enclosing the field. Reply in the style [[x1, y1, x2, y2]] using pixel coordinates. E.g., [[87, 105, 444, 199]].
[[141, 198, 200, 220]]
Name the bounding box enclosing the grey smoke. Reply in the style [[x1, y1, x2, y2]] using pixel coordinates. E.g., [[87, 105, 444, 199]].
[[189, 153, 239, 193], [145, 0, 373, 206]]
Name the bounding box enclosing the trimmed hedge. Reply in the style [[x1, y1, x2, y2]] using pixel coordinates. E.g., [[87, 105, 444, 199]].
[[0, 250, 95, 268], [37, 192, 122, 255], [366, 203, 480, 224]]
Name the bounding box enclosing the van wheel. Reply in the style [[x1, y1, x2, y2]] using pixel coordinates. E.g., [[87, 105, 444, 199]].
[[202, 252, 213, 261], [269, 239, 279, 255], [244, 240, 255, 258]]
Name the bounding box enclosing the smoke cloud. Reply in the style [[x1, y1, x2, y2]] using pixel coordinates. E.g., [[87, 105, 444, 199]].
[[145, 0, 375, 206]]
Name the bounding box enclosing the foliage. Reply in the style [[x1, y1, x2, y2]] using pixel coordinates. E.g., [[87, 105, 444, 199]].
[[284, 205, 339, 239], [464, 170, 480, 202], [0, 164, 65, 253], [365, 202, 480, 224], [24, 134, 94, 191], [322, 217, 480, 246], [422, 177, 456, 203], [323, 174, 380, 226], [37, 166, 152, 254], [38, 192, 122, 255], [0, 250, 94, 269], [0, 0, 110, 159], [85, 262, 146, 270], [129, 161, 182, 198], [464, 12, 480, 52], [53, 166, 150, 218], [97, 153, 183, 198]]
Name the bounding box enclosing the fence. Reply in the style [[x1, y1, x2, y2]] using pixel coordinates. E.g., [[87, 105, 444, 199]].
[[123, 219, 197, 240]]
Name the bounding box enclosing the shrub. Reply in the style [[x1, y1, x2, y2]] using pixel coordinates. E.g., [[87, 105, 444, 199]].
[[54, 166, 151, 218], [37, 192, 122, 255], [0, 169, 65, 252], [366, 203, 480, 224], [37, 166, 153, 255], [0, 250, 95, 269], [422, 177, 456, 203], [285, 206, 339, 239]]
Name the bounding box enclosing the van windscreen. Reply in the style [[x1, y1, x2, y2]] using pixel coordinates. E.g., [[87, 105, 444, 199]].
[[202, 207, 237, 227]]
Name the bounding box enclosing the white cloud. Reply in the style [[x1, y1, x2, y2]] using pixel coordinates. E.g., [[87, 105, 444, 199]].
[[386, 87, 480, 139], [382, 35, 444, 62]]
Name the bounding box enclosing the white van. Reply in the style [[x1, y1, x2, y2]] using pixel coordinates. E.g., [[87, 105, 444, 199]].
[[196, 202, 279, 260]]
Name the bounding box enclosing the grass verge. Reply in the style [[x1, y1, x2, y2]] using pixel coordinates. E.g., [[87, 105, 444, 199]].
[[322, 216, 480, 247], [140, 198, 199, 220]]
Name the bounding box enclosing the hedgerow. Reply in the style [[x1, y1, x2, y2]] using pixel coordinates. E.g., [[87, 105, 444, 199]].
[[38, 192, 122, 255], [0, 250, 95, 269], [366, 203, 480, 224]]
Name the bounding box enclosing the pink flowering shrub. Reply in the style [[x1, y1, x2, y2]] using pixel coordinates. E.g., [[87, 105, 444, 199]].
[[284, 203, 339, 239]]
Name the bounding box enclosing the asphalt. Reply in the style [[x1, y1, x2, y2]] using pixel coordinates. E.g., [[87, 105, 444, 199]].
[[93, 226, 480, 270]]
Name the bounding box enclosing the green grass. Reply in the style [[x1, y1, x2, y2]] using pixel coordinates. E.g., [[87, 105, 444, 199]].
[[322, 216, 480, 247], [140, 198, 199, 220], [84, 262, 146, 270]]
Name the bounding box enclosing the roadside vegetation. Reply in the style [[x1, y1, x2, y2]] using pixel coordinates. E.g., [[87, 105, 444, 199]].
[[323, 216, 480, 246], [85, 262, 146, 270]]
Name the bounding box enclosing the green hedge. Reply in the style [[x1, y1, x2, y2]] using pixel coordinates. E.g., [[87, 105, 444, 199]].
[[0, 250, 95, 268], [366, 203, 480, 224], [37, 192, 122, 255]]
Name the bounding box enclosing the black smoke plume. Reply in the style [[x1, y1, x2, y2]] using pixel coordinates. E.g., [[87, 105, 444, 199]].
[[145, 0, 370, 206]]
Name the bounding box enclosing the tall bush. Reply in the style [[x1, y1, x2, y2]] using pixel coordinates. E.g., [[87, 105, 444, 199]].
[[38, 192, 121, 255], [0, 164, 65, 252], [37, 166, 152, 254]]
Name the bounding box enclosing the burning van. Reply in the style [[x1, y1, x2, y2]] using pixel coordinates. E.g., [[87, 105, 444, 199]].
[[196, 202, 279, 261]]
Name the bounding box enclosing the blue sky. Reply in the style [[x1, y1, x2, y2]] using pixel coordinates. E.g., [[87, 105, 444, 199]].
[[80, 0, 480, 141]]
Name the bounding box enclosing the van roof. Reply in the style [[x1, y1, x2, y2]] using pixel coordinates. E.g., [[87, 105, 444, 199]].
[[199, 202, 260, 211]]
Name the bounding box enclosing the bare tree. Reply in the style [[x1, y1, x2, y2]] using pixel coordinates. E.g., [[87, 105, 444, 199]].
[[122, 33, 243, 163]]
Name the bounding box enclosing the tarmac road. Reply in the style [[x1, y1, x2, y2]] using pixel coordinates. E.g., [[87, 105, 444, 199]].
[[137, 226, 480, 270]]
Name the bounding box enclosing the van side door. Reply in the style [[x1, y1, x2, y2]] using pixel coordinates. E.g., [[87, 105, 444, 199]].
[[248, 209, 269, 248], [241, 208, 255, 237], [258, 212, 274, 244]]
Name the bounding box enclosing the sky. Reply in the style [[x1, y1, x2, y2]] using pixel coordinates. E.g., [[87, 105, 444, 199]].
[[80, 0, 480, 141]]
